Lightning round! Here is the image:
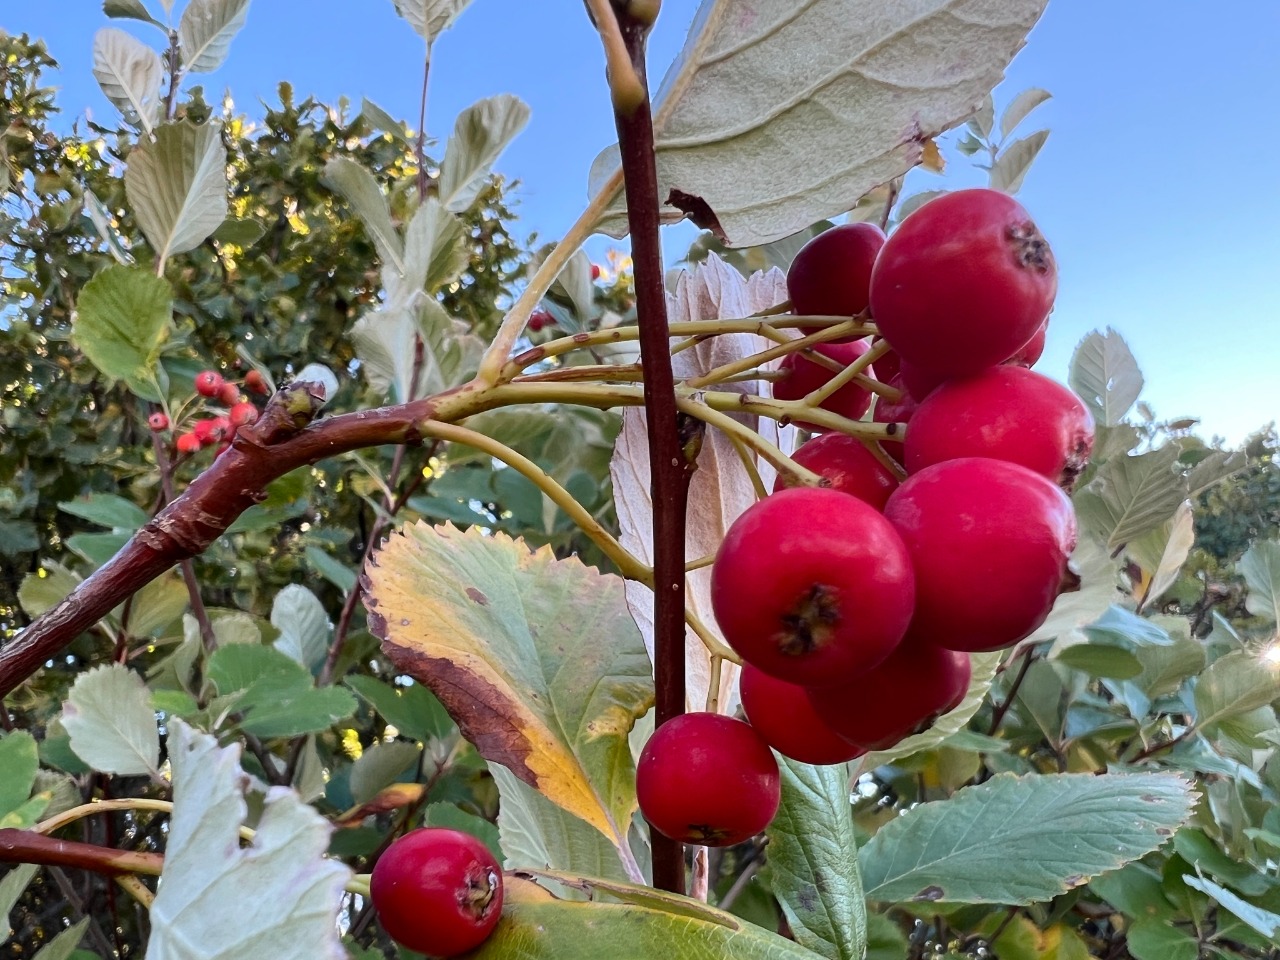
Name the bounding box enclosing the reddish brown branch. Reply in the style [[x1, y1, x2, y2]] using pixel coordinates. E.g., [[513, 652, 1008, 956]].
[[0, 828, 163, 877], [613, 5, 692, 895]]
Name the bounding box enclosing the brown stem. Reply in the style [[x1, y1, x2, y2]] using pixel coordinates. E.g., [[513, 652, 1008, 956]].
[[415, 44, 433, 201], [163, 31, 181, 121], [611, 4, 690, 895], [0, 829, 164, 877], [1131, 726, 1194, 762], [988, 649, 1035, 736]]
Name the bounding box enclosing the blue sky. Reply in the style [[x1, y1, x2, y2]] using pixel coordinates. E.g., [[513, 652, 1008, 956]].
[[8, 2, 1280, 444]]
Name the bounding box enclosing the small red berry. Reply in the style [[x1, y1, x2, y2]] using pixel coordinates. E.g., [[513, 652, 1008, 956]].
[[711, 488, 915, 686], [898, 360, 949, 402], [1007, 319, 1048, 367], [175, 432, 201, 455], [194, 370, 224, 397], [772, 433, 899, 511], [772, 339, 875, 427], [787, 222, 885, 341], [740, 664, 866, 765], [192, 417, 231, 446], [870, 189, 1057, 377], [244, 369, 270, 395], [371, 828, 503, 957], [637, 713, 780, 846], [229, 401, 258, 428], [147, 412, 169, 432], [591, 263, 602, 280], [217, 381, 241, 407], [871, 373, 920, 464], [528, 309, 555, 333]]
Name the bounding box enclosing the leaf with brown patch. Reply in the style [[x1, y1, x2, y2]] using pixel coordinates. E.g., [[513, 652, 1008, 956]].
[[363, 522, 653, 859]]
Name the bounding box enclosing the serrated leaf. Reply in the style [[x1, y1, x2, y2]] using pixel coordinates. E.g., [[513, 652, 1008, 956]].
[[1242, 540, 1280, 625], [208, 644, 356, 738], [367, 522, 653, 857], [1182, 875, 1280, 943], [92, 27, 163, 132], [1076, 445, 1185, 551], [766, 758, 866, 960], [58, 493, 149, 531], [148, 722, 350, 960], [0, 731, 39, 821], [62, 664, 160, 776], [588, 0, 1047, 247], [1069, 328, 1144, 427], [438, 93, 530, 213], [348, 740, 421, 806], [177, 0, 250, 73], [0, 863, 38, 924], [73, 264, 171, 390], [1000, 87, 1053, 139], [104, 0, 162, 25], [1194, 650, 1280, 736], [391, 0, 471, 45], [30, 918, 87, 960], [345, 675, 454, 744], [321, 156, 403, 273], [271, 584, 332, 672], [860, 772, 1196, 904], [989, 129, 1049, 194], [126, 120, 227, 265]]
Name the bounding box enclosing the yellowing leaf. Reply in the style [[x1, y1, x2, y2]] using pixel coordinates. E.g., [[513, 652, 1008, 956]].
[[365, 522, 653, 855]]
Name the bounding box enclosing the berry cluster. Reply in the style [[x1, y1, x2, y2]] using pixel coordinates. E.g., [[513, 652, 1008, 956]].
[[636, 188, 1093, 848], [151, 369, 269, 457]]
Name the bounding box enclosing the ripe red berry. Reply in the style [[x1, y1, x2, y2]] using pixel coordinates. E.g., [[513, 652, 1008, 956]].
[[884, 458, 1077, 652], [870, 189, 1057, 377], [1008, 319, 1048, 367], [228, 401, 258, 428], [217, 381, 241, 407], [147, 412, 169, 431], [528, 309, 555, 333], [740, 664, 866, 765], [711, 488, 915, 686], [175, 432, 201, 455], [898, 360, 949, 402], [871, 373, 919, 464], [244, 369, 270, 395], [870, 339, 900, 383], [904, 366, 1095, 488], [772, 433, 899, 511], [637, 713, 780, 846], [371, 827, 503, 957], [807, 636, 971, 749], [787, 223, 885, 341], [591, 263, 602, 280], [194, 370, 224, 397], [772, 340, 874, 427], [192, 416, 231, 446]]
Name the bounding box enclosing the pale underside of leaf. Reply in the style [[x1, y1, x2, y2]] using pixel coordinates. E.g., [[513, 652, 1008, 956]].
[[178, 0, 251, 74], [125, 121, 229, 265], [92, 27, 163, 133], [589, 0, 1049, 247], [391, 0, 472, 45], [61, 663, 160, 777], [1068, 327, 1144, 427], [438, 93, 531, 213]]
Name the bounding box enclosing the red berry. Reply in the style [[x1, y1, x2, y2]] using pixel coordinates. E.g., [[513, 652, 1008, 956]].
[[217, 381, 241, 407], [772, 340, 874, 427], [1007, 319, 1048, 367], [871, 340, 900, 383], [147, 412, 169, 431], [740, 664, 866, 765], [871, 373, 919, 464], [192, 416, 231, 446], [884, 458, 1077, 652], [807, 636, 971, 749], [528, 309, 555, 333], [870, 189, 1057, 377], [772, 433, 899, 511], [194, 370, 224, 397], [787, 223, 885, 341], [711, 488, 915, 686], [637, 713, 780, 846], [244, 369, 270, 395], [175, 432, 201, 455], [591, 263, 602, 280], [229, 401, 258, 427], [904, 366, 1095, 488], [371, 827, 503, 957], [898, 360, 949, 401]]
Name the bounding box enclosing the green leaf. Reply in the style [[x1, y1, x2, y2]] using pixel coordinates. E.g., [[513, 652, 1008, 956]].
[[1083, 605, 1174, 648], [0, 731, 39, 821], [1132, 631, 1205, 699], [588, 0, 1049, 247], [1075, 445, 1185, 551], [91, 27, 163, 132], [208, 644, 356, 738], [367, 522, 654, 855], [345, 675, 454, 744], [1241, 540, 1280, 625], [1053, 642, 1142, 679], [407, 198, 469, 294], [58, 493, 149, 531], [860, 772, 1196, 905], [999, 87, 1053, 139], [104, 0, 163, 26], [148, 722, 351, 958], [438, 94, 531, 213], [1194, 650, 1280, 735], [1182, 875, 1280, 943], [1125, 918, 1198, 960], [989, 129, 1049, 194], [67, 532, 132, 566], [30, 918, 88, 960], [422, 802, 503, 861], [0, 863, 39, 924], [125, 120, 228, 264], [391, 0, 472, 45], [864, 912, 909, 960], [348, 740, 421, 806], [0, 519, 40, 556], [1069, 328, 1144, 428], [18, 562, 82, 620], [766, 757, 866, 960], [270, 584, 332, 672], [1174, 828, 1272, 896], [177, 0, 250, 73], [73, 264, 171, 391], [304, 546, 357, 594], [1089, 862, 1175, 921], [62, 663, 160, 777], [359, 97, 409, 143], [321, 157, 403, 273], [212, 217, 265, 246], [126, 573, 189, 637]]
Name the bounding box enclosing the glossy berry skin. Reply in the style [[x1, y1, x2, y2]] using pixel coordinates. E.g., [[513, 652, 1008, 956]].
[[175, 432, 201, 455], [1008, 320, 1048, 367], [884, 458, 1077, 652], [772, 340, 874, 427], [194, 370, 224, 397], [711, 488, 915, 686], [527, 308, 555, 332], [904, 366, 1095, 488], [898, 360, 948, 402], [870, 189, 1057, 377], [787, 223, 885, 341], [228, 401, 258, 428], [807, 636, 971, 749], [771, 433, 899, 511], [637, 713, 780, 846], [147, 412, 169, 431], [740, 664, 865, 765], [371, 828, 503, 957], [217, 381, 241, 407], [871, 373, 919, 464], [244, 369, 270, 395]]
